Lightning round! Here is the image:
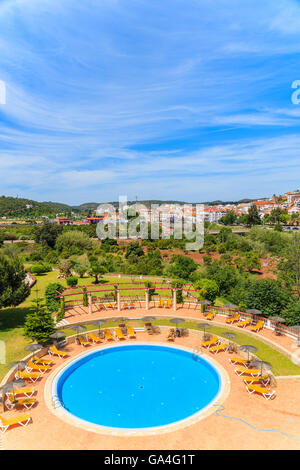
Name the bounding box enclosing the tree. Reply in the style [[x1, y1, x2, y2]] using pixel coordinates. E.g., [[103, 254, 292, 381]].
[[219, 210, 237, 225], [45, 282, 64, 313], [167, 254, 197, 280], [206, 262, 240, 295], [246, 205, 261, 226], [88, 262, 107, 284], [55, 230, 92, 254], [0, 255, 30, 308], [125, 242, 144, 259], [282, 298, 300, 326], [34, 222, 63, 248], [57, 259, 72, 279], [73, 262, 88, 278], [194, 278, 219, 302], [24, 298, 55, 343]]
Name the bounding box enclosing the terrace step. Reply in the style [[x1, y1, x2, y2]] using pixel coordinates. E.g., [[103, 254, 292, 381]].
[[56, 319, 70, 328]]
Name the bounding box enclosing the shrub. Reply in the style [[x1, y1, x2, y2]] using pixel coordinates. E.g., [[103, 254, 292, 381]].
[[66, 276, 78, 287], [30, 264, 47, 276], [24, 298, 55, 343]]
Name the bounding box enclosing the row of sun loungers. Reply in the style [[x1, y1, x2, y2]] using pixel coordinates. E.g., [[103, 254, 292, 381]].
[[229, 356, 276, 400], [204, 310, 265, 333]]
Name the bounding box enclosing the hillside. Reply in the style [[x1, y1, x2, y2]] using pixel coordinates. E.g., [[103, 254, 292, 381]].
[[0, 196, 73, 217]]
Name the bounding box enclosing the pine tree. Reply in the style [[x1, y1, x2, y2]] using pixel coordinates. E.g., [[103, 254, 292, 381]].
[[24, 298, 55, 343]]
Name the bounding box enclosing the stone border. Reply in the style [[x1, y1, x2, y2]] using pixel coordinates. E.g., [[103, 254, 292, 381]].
[[44, 341, 230, 437]]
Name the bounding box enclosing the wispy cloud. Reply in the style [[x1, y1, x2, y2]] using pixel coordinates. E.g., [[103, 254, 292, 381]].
[[0, 0, 299, 203]]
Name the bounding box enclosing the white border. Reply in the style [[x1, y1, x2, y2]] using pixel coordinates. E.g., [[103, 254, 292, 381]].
[[46, 342, 229, 436]]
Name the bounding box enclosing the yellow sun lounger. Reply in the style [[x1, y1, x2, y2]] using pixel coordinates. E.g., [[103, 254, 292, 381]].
[[229, 356, 250, 366], [246, 384, 276, 400], [202, 335, 219, 348], [128, 326, 136, 339], [226, 314, 240, 324], [6, 387, 35, 399], [0, 413, 31, 433], [209, 342, 229, 354], [243, 375, 270, 386], [115, 327, 125, 340], [48, 345, 68, 359], [104, 328, 114, 341], [5, 396, 37, 410], [15, 371, 42, 383], [26, 359, 51, 375], [206, 311, 215, 320], [158, 299, 164, 308], [87, 333, 102, 344], [251, 320, 264, 332], [167, 328, 175, 341], [32, 355, 53, 366], [76, 336, 90, 347], [165, 299, 172, 308], [235, 367, 260, 376], [237, 318, 251, 328]]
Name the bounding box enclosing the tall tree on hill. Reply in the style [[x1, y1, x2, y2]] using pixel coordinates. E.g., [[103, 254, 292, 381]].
[[34, 222, 63, 248]]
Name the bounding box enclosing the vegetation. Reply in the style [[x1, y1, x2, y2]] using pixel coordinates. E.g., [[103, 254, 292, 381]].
[[24, 298, 55, 343]]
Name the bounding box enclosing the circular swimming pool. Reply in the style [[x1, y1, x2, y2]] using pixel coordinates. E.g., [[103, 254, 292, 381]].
[[54, 344, 222, 430]]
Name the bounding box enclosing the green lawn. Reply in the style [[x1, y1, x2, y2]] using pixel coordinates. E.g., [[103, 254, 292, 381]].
[[0, 271, 299, 380]]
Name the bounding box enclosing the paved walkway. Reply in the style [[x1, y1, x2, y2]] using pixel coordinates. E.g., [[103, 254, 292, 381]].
[[3, 327, 300, 450]]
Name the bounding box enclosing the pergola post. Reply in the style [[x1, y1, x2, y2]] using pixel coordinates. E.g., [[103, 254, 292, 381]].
[[145, 288, 149, 310], [173, 288, 177, 311], [117, 289, 121, 311], [88, 293, 92, 315]]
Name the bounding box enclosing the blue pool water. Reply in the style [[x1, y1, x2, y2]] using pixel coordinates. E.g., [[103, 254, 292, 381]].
[[56, 344, 221, 429]]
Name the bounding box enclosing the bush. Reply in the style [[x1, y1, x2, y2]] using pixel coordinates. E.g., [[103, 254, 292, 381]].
[[66, 276, 78, 287], [31, 264, 47, 276], [24, 299, 55, 343]]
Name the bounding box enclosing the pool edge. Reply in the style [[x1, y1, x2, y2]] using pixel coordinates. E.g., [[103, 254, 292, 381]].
[[44, 342, 230, 437]]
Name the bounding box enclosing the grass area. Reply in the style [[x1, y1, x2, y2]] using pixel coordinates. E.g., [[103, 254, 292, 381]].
[[0, 270, 299, 380]]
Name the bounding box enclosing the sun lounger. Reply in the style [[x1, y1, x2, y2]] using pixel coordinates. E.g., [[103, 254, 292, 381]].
[[26, 359, 51, 375], [76, 336, 90, 347], [246, 384, 276, 400], [32, 356, 53, 366], [158, 299, 164, 308], [87, 333, 102, 344], [115, 327, 125, 340], [128, 326, 136, 339], [0, 413, 31, 433], [129, 302, 135, 309], [226, 314, 240, 324], [237, 318, 251, 328], [165, 299, 172, 308], [243, 375, 270, 386], [229, 356, 250, 366], [15, 371, 42, 383], [6, 387, 35, 399], [206, 311, 215, 320], [202, 335, 219, 348], [209, 342, 229, 354], [251, 320, 264, 332], [5, 395, 37, 410], [98, 303, 106, 310], [167, 328, 175, 341], [104, 328, 114, 341], [48, 345, 67, 359], [235, 367, 260, 376]]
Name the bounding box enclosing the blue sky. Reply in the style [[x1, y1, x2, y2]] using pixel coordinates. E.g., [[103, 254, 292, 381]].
[[0, 0, 300, 204]]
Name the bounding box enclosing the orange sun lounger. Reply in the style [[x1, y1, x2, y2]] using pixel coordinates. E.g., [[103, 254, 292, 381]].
[[48, 345, 68, 359], [104, 328, 114, 341]]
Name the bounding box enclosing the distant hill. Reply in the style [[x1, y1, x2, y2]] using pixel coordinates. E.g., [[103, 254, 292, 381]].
[[74, 198, 259, 210], [0, 196, 73, 217]]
